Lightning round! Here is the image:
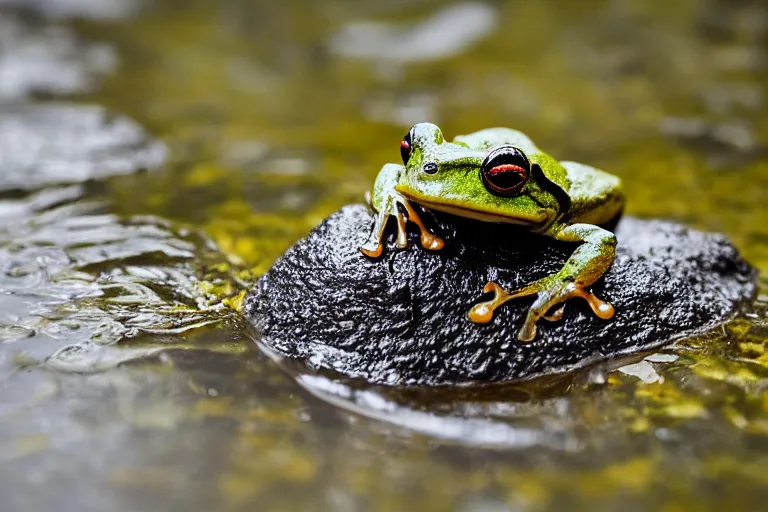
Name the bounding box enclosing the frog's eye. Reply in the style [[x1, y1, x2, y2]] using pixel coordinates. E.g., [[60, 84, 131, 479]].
[[481, 145, 530, 197], [400, 128, 414, 165]]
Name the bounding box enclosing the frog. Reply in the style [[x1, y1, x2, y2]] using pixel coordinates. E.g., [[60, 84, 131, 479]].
[[360, 122, 624, 342]]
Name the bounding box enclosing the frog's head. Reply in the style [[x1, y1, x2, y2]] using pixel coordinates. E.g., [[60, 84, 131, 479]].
[[395, 123, 563, 229]]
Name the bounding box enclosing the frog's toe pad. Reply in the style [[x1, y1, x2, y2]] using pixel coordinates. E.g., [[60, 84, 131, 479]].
[[542, 305, 565, 322], [468, 302, 494, 323], [577, 287, 614, 320], [516, 322, 538, 343], [467, 282, 506, 323], [360, 242, 383, 258], [468, 281, 540, 325], [420, 232, 445, 251]]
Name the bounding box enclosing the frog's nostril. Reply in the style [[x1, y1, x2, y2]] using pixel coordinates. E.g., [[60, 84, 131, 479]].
[[422, 162, 438, 174]]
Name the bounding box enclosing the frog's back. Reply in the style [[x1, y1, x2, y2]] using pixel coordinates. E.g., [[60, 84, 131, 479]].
[[452, 127, 540, 155], [453, 128, 623, 225], [561, 161, 624, 226], [453, 127, 571, 193]]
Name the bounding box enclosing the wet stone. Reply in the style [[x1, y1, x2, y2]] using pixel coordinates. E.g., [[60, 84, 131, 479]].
[[0, 11, 116, 99], [245, 204, 757, 387], [0, 103, 166, 192]]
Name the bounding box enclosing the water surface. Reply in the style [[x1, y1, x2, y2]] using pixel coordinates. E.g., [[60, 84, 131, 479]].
[[2, 0, 768, 510]]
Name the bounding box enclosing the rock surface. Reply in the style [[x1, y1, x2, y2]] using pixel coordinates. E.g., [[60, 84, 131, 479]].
[[0, 103, 166, 192], [245, 205, 757, 386]]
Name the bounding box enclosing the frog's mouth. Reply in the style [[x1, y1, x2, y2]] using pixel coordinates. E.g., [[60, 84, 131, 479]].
[[398, 190, 550, 228]]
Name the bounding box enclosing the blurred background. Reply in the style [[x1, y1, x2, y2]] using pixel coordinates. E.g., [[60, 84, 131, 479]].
[[0, 0, 767, 510]]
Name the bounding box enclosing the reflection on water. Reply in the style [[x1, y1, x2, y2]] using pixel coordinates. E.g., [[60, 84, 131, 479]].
[[329, 2, 497, 63], [0, 0, 767, 510], [260, 339, 694, 451], [0, 12, 116, 99], [295, 371, 581, 451], [0, 186, 242, 373], [0, 0, 141, 20]]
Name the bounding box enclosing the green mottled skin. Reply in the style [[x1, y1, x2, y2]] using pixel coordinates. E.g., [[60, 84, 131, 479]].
[[362, 123, 625, 341]]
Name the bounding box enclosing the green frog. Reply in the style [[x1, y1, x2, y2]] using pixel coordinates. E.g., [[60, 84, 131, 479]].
[[361, 123, 624, 341]]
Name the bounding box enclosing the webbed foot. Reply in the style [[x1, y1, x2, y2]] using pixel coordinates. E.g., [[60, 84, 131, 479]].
[[361, 192, 444, 258], [468, 279, 614, 342]]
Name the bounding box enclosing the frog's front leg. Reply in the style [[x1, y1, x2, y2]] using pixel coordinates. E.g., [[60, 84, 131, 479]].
[[469, 223, 617, 341], [361, 163, 445, 258]]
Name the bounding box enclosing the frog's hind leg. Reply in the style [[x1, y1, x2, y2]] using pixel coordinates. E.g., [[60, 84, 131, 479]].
[[468, 223, 616, 341], [469, 282, 539, 324], [542, 305, 565, 322], [516, 278, 614, 341], [469, 278, 613, 341]]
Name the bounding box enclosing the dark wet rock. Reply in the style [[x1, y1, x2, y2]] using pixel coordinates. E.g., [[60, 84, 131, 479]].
[[245, 205, 757, 387], [0, 103, 166, 192], [0, 11, 116, 99]]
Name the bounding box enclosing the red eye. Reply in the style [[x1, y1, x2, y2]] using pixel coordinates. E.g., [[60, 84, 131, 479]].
[[481, 145, 530, 196], [400, 128, 414, 165], [400, 140, 411, 164]]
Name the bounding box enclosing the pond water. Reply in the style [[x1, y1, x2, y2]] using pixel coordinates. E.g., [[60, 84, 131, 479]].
[[1, 0, 767, 510]]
